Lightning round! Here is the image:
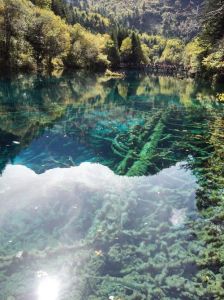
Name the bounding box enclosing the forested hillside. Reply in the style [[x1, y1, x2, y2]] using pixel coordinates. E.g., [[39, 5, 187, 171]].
[[0, 0, 115, 72], [69, 0, 203, 40], [184, 0, 224, 82], [0, 0, 187, 73], [199, 0, 224, 80], [0, 0, 223, 82]]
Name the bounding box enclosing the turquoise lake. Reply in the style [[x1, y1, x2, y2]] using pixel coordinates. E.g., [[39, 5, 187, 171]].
[[0, 72, 223, 299]]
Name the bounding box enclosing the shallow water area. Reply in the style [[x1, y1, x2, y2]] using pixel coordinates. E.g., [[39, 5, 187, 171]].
[[0, 72, 223, 299]]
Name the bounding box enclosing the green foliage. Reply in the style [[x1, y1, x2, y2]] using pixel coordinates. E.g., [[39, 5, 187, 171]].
[[72, 7, 110, 33], [51, 0, 66, 17], [131, 32, 147, 64], [70, 0, 203, 40], [0, 0, 34, 69], [184, 38, 207, 73], [104, 69, 124, 78], [0, 0, 112, 72], [120, 33, 148, 64], [120, 37, 132, 63], [160, 38, 184, 64], [140, 34, 167, 63], [202, 47, 224, 73], [31, 0, 52, 9], [51, 0, 110, 33], [201, 0, 224, 44], [1, 0, 223, 78], [193, 0, 224, 80], [28, 7, 71, 70], [64, 24, 110, 70], [105, 39, 120, 68]]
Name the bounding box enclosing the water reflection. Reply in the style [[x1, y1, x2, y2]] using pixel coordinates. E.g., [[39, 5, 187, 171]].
[[0, 162, 199, 299], [0, 72, 223, 176], [0, 162, 196, 247], [0, 72, 223, 299]]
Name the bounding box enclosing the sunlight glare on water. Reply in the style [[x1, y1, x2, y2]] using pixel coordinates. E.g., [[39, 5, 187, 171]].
[[38, 276, 60, 300]]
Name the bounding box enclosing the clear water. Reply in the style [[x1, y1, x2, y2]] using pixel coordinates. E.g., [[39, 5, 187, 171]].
[[0, 72, 223, 299]]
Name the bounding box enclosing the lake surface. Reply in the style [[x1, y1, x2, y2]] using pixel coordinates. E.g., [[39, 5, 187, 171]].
[[0, 72, 223, 300]]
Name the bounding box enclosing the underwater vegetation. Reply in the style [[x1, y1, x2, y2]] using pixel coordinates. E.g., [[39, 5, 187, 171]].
[[0, 72, 223, 299]]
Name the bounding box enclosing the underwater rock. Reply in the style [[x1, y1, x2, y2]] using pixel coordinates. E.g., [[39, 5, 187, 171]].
[[15, 251, 24, 260]]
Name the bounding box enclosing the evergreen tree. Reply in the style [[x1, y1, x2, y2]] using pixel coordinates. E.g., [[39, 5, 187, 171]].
[[131, 32, 145, 64], [106, 39, 120, 68], [52, 0, 66, 18], [117, 26, 129, 48]]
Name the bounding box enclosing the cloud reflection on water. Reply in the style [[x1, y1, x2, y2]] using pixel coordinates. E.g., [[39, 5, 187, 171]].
[[0, 162, 197, 298], [0, 162, 196, 223]]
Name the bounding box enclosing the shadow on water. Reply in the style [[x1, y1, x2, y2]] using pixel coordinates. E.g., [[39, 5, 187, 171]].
[[0, 71, 223, 299]]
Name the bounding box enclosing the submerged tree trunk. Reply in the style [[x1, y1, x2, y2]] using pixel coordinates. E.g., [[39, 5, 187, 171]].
[[126, 119, 166, 176]]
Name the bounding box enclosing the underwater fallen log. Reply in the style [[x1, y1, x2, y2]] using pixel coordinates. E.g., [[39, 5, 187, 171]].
[[116, 111, 163, 175], [126, 113, 168, 176], [111, 144, 127, 158], [112, 135, 130, 152]]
